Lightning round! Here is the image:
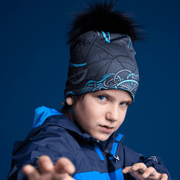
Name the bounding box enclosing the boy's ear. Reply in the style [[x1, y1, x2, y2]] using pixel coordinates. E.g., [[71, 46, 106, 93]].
[[66, 97, 73, 106]]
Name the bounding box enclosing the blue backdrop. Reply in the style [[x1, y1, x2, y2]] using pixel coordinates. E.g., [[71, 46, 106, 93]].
[[1, 0, 179, 179]]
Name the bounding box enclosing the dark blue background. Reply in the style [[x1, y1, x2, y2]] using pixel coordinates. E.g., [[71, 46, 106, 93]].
[[1, 0, 179, 179]]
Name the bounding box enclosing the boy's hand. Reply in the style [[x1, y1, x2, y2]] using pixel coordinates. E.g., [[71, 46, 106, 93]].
[[122, 163, 168, 180], [22, 155, 75, 180]]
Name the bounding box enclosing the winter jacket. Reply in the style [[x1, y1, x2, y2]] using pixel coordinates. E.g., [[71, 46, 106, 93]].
[[8, 106, 172, 180]]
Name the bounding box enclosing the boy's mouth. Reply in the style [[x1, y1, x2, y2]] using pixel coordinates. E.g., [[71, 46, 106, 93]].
[[99, 125, 113, 132], [101, 125, 113, 129]]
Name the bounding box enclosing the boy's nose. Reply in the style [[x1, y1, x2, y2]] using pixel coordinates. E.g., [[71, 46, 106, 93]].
[[105, 106, 119, 122]]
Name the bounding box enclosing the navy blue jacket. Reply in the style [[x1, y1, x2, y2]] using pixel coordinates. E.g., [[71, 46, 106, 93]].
[[8, 106, 171, 180]]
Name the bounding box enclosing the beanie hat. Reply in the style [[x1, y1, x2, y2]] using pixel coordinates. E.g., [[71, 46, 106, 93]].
[[65, 0, 144, 101]]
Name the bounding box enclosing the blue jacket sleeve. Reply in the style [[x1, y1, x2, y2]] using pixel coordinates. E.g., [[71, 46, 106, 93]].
[[8, 125, 75, 180], [122, 145, 172, 180]]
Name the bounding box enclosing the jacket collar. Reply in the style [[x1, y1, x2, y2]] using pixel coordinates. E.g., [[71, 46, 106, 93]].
[[44, 114, 95, 141]]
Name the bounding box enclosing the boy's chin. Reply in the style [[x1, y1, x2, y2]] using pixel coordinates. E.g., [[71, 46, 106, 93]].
[[95, 134, 111, 141]]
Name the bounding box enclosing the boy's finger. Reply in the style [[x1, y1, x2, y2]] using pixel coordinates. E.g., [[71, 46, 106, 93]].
[[142, 167, 158, 178], [54, 157, 75, 174], [38, 155, 54, 173], [22, 164, 40, 179], [122, 167, 131, 174], [131, 163, 147, 173], [122, 167, 146, 180], [160, 173, 168, 180]]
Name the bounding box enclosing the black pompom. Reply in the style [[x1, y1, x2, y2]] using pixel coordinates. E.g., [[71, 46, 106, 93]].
[[67, 0, 144, 44]]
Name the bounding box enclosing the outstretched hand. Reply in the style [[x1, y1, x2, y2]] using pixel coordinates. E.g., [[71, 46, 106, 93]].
[[122, 163, 168, 180], [22, 155, 75, 180]]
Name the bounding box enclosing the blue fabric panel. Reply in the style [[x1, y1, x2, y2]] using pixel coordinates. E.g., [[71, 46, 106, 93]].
[[74, 171, 111, 180], [111, 142, 118, 156], [94, 143, 104, 161], [109, 168, 124, 180], [33, 106, 62, 128], [73, 169, 124, 180], [115, 134, 123, 142]]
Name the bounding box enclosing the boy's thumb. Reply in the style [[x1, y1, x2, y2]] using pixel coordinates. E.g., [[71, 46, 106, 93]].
[[54, 157, 75, 174]]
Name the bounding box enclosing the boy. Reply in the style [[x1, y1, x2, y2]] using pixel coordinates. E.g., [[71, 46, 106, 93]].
[[8, 1, 171, 180]]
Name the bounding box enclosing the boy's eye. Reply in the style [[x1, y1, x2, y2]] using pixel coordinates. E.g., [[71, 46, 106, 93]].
[[98, 96, 107, 101], [120, 102, 128, 106]]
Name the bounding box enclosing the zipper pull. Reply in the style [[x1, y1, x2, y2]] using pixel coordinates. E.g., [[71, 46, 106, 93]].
[[105, 149, 109, 155], [113, 155, 119, 162], [105, 149, 119, 162]]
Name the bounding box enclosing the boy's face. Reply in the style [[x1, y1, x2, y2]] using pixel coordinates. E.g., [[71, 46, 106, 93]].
[[66, 89, 132, 141]]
